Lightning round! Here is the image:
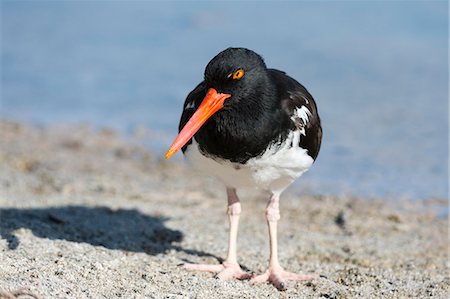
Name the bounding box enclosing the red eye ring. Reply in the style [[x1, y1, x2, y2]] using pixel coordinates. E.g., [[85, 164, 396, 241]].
[[232, 69, 245, 80]]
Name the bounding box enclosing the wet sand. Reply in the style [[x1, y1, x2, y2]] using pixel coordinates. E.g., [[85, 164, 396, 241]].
[[0, 120, 448, 298]]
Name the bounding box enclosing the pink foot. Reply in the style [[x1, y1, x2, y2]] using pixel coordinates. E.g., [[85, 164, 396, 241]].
[[251, 266, 317, 291], [184, 261, 253, 280]]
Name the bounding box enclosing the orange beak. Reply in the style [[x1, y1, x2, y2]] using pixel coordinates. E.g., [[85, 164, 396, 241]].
[[164, 88, 231, 159]]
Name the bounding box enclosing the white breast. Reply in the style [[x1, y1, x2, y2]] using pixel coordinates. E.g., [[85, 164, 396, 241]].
[[184, 131, 314, 195]]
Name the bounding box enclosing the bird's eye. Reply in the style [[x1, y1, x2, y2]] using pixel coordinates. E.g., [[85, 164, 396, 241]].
[[232, 69, 245, 80]]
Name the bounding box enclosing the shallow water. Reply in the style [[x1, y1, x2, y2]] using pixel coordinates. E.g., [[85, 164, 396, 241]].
[[1, 1, 448, 199]]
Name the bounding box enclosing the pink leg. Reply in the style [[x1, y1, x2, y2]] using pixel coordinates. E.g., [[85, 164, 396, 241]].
[[251, 193, 316, 290], [184, 188, 252, 280]]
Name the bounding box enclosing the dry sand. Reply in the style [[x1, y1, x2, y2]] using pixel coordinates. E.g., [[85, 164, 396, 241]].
[[0, 120, 448, 298]]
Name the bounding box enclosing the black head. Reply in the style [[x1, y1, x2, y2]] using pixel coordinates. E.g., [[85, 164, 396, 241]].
[[165, 48, 275, 160], [204, 48, 271, 107]]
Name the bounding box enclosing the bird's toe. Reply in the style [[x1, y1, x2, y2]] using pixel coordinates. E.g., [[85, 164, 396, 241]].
[[184, 263, 224, 273], [269, 272, 288, 291], [252, 267, 316, 291], [184, 262, 252, 281]]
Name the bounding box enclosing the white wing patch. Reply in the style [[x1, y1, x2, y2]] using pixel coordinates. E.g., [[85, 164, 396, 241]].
[[290, 106, 312, 136]]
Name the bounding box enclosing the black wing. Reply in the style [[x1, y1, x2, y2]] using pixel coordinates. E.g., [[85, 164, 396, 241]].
[[178, 81, 207, 153], [269, 69, 322, 160]]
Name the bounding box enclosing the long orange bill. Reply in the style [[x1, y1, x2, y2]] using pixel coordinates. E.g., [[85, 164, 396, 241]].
[[164, 88, 231, 159]]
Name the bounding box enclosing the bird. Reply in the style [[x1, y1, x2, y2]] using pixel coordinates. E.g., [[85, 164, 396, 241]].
[[165, 47, 322, 291]]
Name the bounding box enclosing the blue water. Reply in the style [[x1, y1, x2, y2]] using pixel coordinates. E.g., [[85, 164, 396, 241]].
[[1, 1, 448, 200]]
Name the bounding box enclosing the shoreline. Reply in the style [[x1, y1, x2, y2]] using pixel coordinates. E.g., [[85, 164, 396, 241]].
[[0, 120, 448, 298]]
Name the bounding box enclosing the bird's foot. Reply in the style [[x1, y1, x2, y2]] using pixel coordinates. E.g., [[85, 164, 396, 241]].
[[251, 265, 316, 291], [184, 261, 253, 280]]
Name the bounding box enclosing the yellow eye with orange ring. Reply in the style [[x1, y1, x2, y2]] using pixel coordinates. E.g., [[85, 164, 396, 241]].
[[232, 69, 244, 80]]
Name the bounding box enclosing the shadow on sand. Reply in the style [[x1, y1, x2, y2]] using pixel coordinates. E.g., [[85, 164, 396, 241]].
[[0, 205, 220, 261]]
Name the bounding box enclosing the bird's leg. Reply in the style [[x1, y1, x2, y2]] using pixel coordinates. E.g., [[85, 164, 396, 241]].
[[184, 188, 252, 280], [224, 187, 240, 265], [251, 193, 316, 291]]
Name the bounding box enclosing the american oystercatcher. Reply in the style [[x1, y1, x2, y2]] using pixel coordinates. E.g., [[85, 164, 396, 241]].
[[165, 48, 322, 290]]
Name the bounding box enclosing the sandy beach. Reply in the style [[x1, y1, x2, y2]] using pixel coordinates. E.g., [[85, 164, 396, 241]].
[[0, 120, 448, 298]]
